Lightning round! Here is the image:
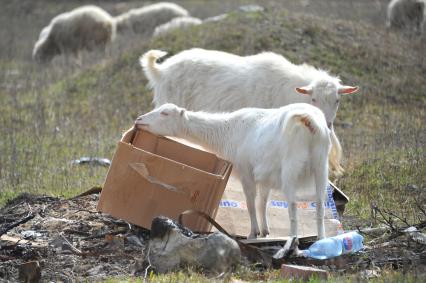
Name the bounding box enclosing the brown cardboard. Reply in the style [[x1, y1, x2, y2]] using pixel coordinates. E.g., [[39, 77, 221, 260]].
[[214, 175, 344, 238], [97, 130, 232, 232], [151, 137, 347, 240]]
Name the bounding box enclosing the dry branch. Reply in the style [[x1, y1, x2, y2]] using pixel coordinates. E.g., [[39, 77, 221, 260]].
[[0, 211, 37, 237]]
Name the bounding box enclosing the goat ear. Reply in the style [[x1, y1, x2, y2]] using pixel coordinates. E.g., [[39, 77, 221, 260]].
[[338, 86, 359, 95], [295, 86, 312, 96]]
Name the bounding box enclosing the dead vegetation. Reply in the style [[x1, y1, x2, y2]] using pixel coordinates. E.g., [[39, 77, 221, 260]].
[[0, 192, 425, 281]]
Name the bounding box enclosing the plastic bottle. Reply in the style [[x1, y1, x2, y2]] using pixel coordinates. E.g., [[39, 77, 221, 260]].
[[301, 231, 364, 260]]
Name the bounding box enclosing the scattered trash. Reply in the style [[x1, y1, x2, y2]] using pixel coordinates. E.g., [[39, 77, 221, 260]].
[[147, 216, 241, 275], [20, 230, 43, 240], [403, 226, 426, 245], [71, 157, 111, 167], [0, 192, 425, 280], [300, 231, 364, 260]]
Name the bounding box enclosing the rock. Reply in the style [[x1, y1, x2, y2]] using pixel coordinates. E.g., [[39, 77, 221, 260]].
[[360, 268, 380, 279], [18, 261, 41, 283], [238, 5, 265, 13], [280, 264, 328, 281], [126, 235, 144, 247], [147, 216, 241, 275], [204, 14, 228, 23], [85, 265, 105, 277]]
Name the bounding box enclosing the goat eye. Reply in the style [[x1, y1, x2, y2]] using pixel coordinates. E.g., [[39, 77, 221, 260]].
[[160, 112, 169, 116]]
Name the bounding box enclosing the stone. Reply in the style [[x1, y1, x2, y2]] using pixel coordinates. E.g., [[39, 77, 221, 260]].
[[147, 216, 241, 275], [18, 261, 41, 283]]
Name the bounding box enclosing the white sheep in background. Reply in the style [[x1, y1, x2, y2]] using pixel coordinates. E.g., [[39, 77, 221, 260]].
[[153, 16, 202, 37], [114, 2, 189, 37], [33, 5, 116, 63], [387, 0, 425, 34], [140, 48, 359, 175], [135, 103, 331, 239]]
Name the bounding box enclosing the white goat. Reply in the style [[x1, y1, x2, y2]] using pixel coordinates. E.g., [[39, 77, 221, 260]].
[[114, 2, 189, 37], [135, 103, 331, 239], [153, 16, 202, 37], [140, 48, 358, 175], [387, 0, 425, 34], [33, 5, 116, 63]]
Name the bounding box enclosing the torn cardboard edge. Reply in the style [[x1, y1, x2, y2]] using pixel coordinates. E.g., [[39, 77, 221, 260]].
[[97, 129, 233, 232]]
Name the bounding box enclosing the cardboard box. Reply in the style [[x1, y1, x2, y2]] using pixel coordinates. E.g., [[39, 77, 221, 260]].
[[170, 139, 348, 240], [97, 130, 233, 232], [215, 176, 344, 239]]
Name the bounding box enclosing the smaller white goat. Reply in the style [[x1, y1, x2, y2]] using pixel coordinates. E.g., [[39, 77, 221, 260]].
[[114, 2, 189, 37], [153, 16, 202, 37], [135, 103, 331, 239], [33, 5, 116, 63], [387, 0, 425, 34]]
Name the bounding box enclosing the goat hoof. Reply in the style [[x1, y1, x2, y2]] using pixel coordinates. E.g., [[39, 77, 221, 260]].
[[260, 229, 269, 238], [247, 230, 260, 239]]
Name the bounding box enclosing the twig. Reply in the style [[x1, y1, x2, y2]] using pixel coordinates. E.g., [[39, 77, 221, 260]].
[[68, 186, 102, 200], [144, 245, 152, 282], [63, 229, 91, 237], [82, 228, 128, 240], [357, 226, 390, 238], [415, 220, 426, 230], [383, 208, 410, 227], [0, 254, 17, 261], [372, 205, 399, 232], [59, 233, 83, 255], [0, 211, 37, 237]]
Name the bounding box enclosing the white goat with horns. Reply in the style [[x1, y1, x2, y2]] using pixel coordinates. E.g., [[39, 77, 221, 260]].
[[140, 48, 359, 175], [134, 103, 331, 239]]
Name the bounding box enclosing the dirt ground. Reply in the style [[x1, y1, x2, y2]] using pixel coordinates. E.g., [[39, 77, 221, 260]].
[[0, 192, 424, 282]]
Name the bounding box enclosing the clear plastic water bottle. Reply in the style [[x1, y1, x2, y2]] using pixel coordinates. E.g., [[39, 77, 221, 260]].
[[301, 231, 364, 260]]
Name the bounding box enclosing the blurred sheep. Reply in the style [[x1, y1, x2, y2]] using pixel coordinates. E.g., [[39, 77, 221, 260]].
[[386, 0, 425, 34], [115, 2, 189, 37], [153, 16, 202, 37], [32, 5, 116, 64]]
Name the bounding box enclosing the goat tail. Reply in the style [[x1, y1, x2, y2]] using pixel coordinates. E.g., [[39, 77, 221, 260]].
[[140, 49, 168, 83], [291, 113, 325, 136], [281, 111, 330, 183], [280, 112, 329, 195], [329, 129, 344, 176], [288, 113, 343, 177]]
